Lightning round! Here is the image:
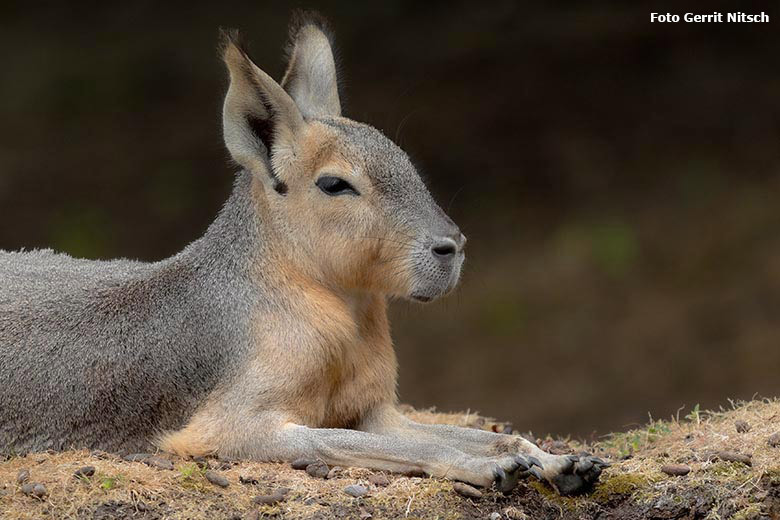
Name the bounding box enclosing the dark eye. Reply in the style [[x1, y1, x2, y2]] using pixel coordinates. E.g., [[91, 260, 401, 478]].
[[316, 176, 359, 196]]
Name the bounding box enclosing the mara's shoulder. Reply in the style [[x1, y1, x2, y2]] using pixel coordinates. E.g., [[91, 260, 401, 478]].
[[0, 248, 147, 272], [0, 248, 152, 298]]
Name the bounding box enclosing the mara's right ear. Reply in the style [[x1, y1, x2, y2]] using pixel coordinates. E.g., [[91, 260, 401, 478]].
[[220, 29, 303, 191], [281, 11, 341, 119]]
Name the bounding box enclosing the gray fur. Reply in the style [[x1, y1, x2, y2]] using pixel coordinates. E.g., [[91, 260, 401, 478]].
[[1, 174, 262, 454]]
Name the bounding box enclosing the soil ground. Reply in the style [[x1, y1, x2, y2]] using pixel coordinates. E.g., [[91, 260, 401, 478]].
[[1, 400, 779, 519]]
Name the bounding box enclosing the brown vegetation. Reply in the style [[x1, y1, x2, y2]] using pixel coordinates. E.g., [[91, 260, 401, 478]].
[[2, 400, 779, 519]]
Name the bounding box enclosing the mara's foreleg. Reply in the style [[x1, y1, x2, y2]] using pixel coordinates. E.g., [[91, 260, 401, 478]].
[[360, 405, 609, 496], [161, 411, 529, 492]]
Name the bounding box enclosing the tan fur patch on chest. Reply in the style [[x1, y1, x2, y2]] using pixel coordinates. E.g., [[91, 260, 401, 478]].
[[278, 273, 398, 428]]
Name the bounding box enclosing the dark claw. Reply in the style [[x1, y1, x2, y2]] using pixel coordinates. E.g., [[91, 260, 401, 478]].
[[529, 467, 543, 480], [528, 456, 544, 469], [514, 456, 530, 471], [494, 462, 522, 494]]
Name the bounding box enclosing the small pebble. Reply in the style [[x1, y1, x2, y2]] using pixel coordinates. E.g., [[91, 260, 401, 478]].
[[253, 492, 285, 505], [291, 457, 317, 470], [245, 512, 260, 520], [327, 466, 343, 479], [368, 473, 390, 487], [205, 470, 230, 488], [74, 466, 96, 478], [252, 487, 289, 504], [123, 453, 152, 463], [145, 456, 174, 470], [343, 484, 368, 497], [20, 483, 35, 495], [768, 432, 780, 447], [489, 513, 502, 520], [359, 509, 373, 519], [33, 483, 48, 497], [453, 482, 483, 499], [661, 464, 691, 476], [90, 450, 115, 460], [305, 461, 330, 479], [16, 468, 30, 484], [735, 420, 751, 433], [239, 475, 259, 485], [717, 451, 752, 466]]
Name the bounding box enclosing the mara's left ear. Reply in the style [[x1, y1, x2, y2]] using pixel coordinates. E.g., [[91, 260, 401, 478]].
[[281, 11, 341, 119], [220, 29, 303, 191]]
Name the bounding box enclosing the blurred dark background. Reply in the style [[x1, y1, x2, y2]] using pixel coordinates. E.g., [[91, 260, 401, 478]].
[[2, 2, 779, 438]]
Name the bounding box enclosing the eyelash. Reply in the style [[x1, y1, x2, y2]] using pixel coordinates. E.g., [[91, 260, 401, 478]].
[[315, 176, 360, 196]]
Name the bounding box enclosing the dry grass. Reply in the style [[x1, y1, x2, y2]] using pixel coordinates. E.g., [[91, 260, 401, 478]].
[[1, 400, 779, 519]]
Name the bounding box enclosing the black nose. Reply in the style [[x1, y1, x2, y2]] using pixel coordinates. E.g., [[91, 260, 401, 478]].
[[431, 232, 466, 259]]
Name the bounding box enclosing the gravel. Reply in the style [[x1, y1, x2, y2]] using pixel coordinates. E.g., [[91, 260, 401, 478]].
[[146, 456, 175, 470], [253, 488, 289, 505], [123, 453, 152, 463], [452, 482, 483, 499], [74, 466, 96, 478], [661, 464, 691, 476], [205, 471, 230, 488], [122, 453, 174, 470], [16, 468, 30, 484], [716, 451, 752, 466], [291, 458, 317, 470], [343, 484, 368, 497], [32, 484, 47, 498], [305, 461, 330, 479]]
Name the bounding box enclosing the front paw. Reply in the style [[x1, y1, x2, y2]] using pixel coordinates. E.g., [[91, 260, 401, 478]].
[[491, 455, 544, 494], [547, 454, 610, 496]]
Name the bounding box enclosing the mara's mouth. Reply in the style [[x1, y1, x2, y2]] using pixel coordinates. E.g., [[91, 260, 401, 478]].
[[410, 294, 433, 303]]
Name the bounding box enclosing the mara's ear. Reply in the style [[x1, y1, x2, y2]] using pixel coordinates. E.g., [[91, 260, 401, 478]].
[[220, 29, 303, 190], [281, 11, 341, 119]]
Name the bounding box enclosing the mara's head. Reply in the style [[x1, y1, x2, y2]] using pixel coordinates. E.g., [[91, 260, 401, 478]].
[[221, 13, 465, 303]]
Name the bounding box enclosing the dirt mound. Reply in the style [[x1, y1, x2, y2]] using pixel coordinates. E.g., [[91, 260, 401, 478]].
[[1, 401, 779, 519]]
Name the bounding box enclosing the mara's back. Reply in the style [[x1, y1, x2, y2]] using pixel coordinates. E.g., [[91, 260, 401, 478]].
[[0, 247, 241, 454]]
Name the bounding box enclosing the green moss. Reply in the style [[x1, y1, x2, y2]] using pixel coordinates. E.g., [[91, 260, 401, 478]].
[[177, 462, 210, 492], [706, 461, 752, 481], [591, 473, 652, 503], [98, 474, 122, 491], [599, 420, 672, 458], [527, 480, 588, 511]]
